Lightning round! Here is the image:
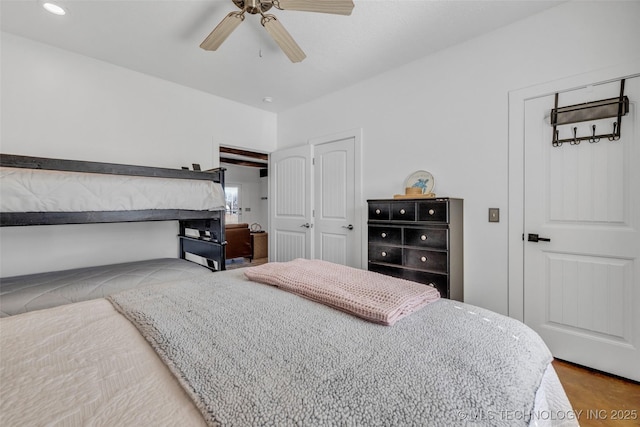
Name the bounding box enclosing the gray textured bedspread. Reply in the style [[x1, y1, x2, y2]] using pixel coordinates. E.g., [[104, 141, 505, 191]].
[[108, 268, 552, 426], [1, 258, 211, 317]]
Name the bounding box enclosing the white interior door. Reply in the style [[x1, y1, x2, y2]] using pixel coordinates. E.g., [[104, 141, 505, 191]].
[[524, 77, 640, 381], [313, 137, 359, 267], [224, 184, 242, 224], [269, 144, 313, 262]]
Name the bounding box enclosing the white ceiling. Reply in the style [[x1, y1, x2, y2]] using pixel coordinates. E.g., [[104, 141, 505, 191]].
[[1, 0, 564, 113]]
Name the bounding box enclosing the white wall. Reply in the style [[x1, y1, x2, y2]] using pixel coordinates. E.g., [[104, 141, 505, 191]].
[[276, 1, 640, 315], [0, 33, 277, 276]]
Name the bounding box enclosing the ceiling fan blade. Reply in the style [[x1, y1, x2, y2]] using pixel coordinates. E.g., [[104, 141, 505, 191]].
[[200, 12, 245, 51], [273, 0, 354, 16], [261, 14, 306, 63]]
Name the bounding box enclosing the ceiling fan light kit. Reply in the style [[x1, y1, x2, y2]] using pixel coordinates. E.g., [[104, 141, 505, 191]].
[[200, 0, 354, 62]]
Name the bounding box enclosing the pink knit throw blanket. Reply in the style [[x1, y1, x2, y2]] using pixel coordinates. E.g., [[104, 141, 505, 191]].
[[244, 259, 440, 325]]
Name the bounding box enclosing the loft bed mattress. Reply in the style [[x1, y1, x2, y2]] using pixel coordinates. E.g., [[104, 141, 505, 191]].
[[0, 166, 226, 212], [0, 268, 577, 426], [0, 258, 211, 318]]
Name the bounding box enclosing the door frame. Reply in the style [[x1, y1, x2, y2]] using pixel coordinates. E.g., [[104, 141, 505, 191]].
[[308, 128, 364, 268], [507, 59, 640, 322]]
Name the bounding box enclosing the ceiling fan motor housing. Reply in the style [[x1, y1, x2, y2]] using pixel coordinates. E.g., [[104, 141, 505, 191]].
[[233, 0, 273, 14]]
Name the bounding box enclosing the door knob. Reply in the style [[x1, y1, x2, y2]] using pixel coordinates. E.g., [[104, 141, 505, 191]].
[[300, 223, 311, 228], [528, 233, 550, 242], [342, 224, 354, 230]]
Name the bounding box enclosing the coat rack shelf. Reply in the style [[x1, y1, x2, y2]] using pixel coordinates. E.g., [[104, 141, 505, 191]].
[[551, 79, 629, 147]]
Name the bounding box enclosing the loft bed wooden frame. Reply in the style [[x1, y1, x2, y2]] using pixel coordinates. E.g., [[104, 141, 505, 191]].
[[0, 153, 227, 271]]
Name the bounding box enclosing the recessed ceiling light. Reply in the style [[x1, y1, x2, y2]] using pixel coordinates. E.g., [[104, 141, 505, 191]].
[[43, 2, 66, 16]]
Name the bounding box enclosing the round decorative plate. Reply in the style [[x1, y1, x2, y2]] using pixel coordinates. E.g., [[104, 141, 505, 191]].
[[404, 170, 434, 194]]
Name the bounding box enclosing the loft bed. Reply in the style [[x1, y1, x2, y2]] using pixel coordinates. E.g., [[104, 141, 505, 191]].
[[0, 153, 227, 316], [0, 153, 225, 226]]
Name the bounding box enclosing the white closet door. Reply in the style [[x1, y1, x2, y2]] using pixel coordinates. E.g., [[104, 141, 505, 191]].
[[313, 137, 358, 268], [269, 144, 313, 262]]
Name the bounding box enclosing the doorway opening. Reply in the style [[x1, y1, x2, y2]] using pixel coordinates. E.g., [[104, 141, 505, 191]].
[[219, 145, 270, 263]]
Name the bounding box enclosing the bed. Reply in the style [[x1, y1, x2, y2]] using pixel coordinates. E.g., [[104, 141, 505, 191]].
[[0, 154, 577, 426], [0, 154, 226, 227], [0, 264, 578, 426]]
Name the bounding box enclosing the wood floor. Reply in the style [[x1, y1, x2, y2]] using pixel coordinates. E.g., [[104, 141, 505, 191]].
[[552, 359, 640, 426], [224, 257, 267, 270]]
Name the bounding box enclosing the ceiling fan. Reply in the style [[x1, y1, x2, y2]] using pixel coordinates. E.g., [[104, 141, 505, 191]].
[[200, 0, 355, 63]]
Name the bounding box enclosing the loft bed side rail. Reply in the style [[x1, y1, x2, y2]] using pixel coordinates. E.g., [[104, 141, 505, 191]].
[[0, 154, 225, 184], [0, 210, 223, 227]]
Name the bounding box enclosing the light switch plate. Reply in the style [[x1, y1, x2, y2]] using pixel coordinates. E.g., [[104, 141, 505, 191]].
[[489, 208, 500, 222]]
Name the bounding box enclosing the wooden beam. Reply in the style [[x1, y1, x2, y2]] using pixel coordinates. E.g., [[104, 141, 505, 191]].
[[220, 157, 267, 168], [219, 146, 268, 161]]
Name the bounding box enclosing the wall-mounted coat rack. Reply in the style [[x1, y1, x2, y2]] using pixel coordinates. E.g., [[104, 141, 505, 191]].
[[551, 79, 629, 147]]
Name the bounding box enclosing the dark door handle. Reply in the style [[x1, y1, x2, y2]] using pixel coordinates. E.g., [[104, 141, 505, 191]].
[[528, 233, 551, 242], [342, 224, 354, 230]]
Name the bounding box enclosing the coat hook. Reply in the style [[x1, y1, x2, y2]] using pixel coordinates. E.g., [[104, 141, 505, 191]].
[[570, 127, 580, 145], [589, 124, 600, 143], [608, 121, 620, 141], [552, 129, 561, 147]]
